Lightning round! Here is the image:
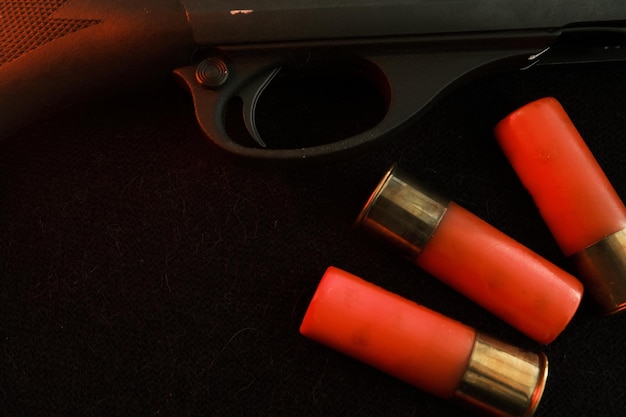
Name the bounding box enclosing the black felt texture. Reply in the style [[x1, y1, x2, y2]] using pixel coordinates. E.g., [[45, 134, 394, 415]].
[[2, 61, 626, 417]]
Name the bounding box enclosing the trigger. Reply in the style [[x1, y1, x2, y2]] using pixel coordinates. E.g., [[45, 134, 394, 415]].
[[239, 67, 282, 148]]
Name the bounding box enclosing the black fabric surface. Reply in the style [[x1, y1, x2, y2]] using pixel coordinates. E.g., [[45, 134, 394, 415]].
[[2, 60, 626, 417]]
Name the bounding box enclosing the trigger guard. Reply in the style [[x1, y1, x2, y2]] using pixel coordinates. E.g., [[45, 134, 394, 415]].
[[175, 46, 541, 161]]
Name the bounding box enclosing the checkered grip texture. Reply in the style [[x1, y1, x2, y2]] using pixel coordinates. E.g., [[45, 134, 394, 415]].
[[1, 1, 101, 66]]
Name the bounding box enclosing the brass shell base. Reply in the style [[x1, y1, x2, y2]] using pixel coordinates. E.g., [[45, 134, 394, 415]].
[[570, 228, 626, 314], [355, 164, 449, 260], [454, 334, 548, 417]]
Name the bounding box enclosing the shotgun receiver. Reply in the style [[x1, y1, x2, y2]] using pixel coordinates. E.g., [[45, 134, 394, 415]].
[[2, 1, 626, 160]]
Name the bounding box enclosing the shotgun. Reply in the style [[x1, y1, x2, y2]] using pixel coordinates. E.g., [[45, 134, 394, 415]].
[[2, 0, 626, 160]]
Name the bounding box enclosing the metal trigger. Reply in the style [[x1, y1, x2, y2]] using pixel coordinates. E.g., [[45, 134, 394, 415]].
[[239, 66, 282, 148]]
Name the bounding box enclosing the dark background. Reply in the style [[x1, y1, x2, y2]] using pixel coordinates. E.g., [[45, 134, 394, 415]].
[[2, 58, 626, 416]]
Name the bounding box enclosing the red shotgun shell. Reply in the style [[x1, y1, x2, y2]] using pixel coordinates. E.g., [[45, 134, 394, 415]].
[[356, 165, 583, 343], [300, 267, 548, 417], [496, 97, 626, 314]]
